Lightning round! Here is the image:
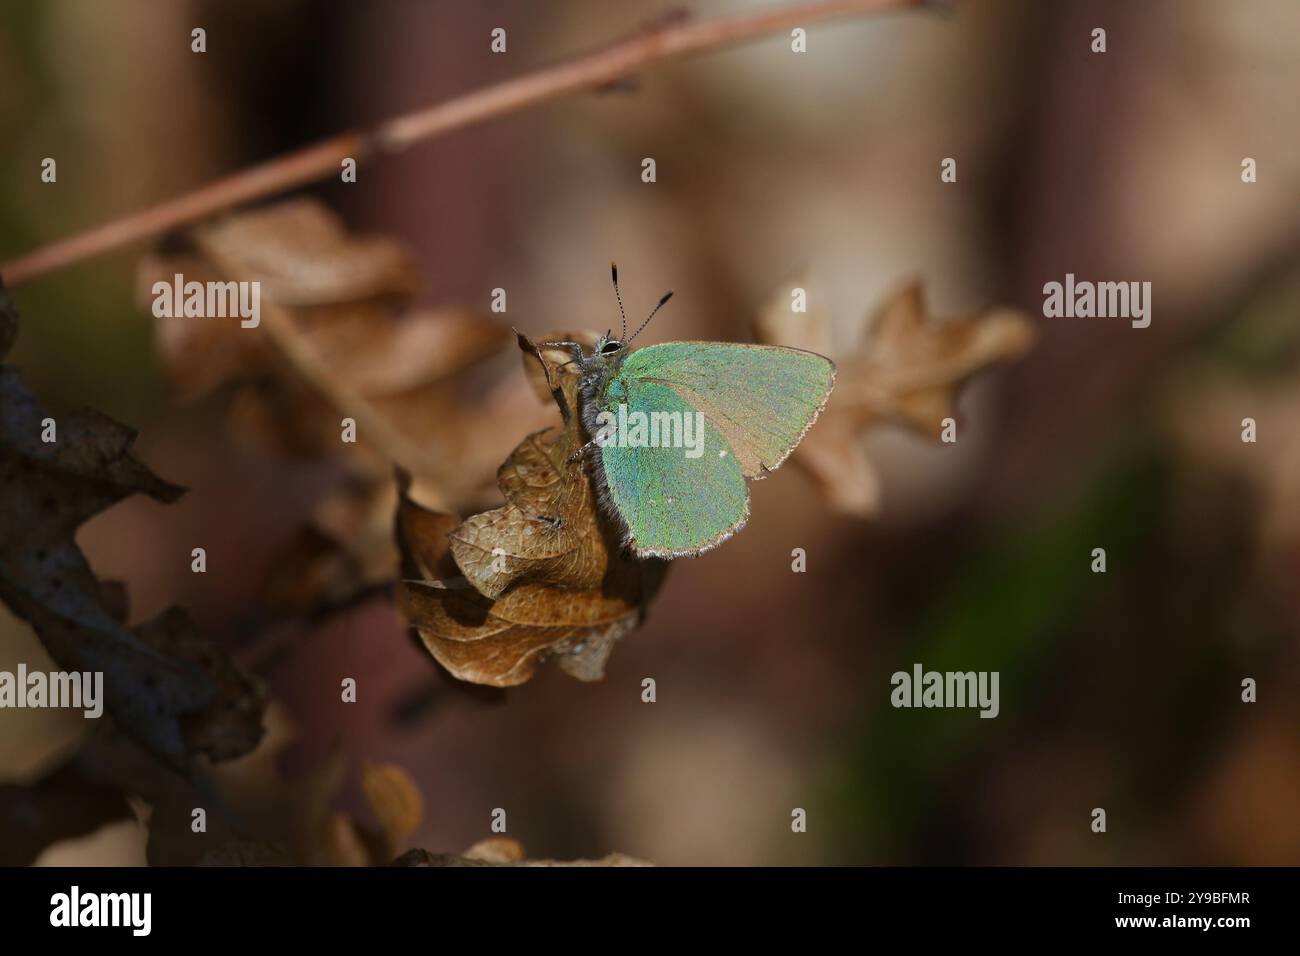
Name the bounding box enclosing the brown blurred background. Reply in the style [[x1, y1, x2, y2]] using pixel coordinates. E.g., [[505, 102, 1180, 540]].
[[2, 0, 1299, 865]]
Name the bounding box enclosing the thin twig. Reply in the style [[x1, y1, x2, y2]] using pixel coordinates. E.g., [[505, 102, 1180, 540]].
[[1, 0, 925, 286]]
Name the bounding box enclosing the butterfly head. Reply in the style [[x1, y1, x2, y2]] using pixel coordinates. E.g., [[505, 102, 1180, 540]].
[[592, 332, 625, 357], [575, 265, 674, 403], [578, 332, 629, 396]]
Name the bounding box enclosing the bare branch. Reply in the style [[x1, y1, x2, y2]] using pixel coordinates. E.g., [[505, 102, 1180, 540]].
[[1, 0, 927, 286]]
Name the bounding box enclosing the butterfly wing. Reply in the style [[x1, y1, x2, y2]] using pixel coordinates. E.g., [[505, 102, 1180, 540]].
[[595, 343, 834, 558], [597, 379, 750, 558], [618, 342, 835, 478]]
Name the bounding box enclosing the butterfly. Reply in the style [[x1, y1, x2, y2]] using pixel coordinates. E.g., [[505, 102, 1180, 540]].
[[543, 264, 835, 559]]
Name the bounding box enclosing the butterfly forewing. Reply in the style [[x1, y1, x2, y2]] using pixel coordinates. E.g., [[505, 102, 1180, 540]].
[[617, 343, 835, 477]]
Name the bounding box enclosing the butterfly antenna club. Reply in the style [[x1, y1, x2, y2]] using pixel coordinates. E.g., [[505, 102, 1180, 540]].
[[611, 261, 628, 341], [628, 289, 673, 345]]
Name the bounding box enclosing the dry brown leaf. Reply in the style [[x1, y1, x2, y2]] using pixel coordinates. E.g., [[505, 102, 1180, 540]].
[[401, 572, 656, 687], [450, 428, 615, 599], [398, 495, 664, 688], [138, 198, 515, 482], [462, 836, 528, 864], [757, 279, 1036, 516], [0, 287, 265, 769], [361, 762, 424, 856], [396, 334, 667, 687], [448, 331, 640, 599], [138, 199, 546, 618]]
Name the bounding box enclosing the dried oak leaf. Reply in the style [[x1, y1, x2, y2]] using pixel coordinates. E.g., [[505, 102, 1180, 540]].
[[138, 198, 518, 486], [396, 333, 667, 688], [138, 199, 543, 617], [0, 286, 265, 768], [757, 279, 1036, 516]]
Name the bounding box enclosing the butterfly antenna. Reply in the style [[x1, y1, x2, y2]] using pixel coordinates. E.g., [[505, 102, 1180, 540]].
[[611, 261, 628, 342], [627, 289, 673, 345]]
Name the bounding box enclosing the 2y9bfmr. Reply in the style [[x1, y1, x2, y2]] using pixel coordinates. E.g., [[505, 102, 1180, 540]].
[[1187, 892, 1251, 905], [1118, 892, 1251, 906]]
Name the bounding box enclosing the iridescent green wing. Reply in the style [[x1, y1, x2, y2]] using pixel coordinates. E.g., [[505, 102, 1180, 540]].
[[597, 379, 750, 558], [618, 342, 835, 478], [597, 343, 834, 558]]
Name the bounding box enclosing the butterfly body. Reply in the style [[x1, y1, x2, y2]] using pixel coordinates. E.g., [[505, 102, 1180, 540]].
[[571, 330, 835, 559]]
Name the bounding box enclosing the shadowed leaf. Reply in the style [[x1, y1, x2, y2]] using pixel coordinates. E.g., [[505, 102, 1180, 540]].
[[0, 760, 133, 866], [0, 287, 265, 769]]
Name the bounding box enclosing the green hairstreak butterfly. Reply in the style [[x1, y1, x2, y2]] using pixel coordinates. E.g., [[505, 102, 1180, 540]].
[[547, 264, 835, 559]]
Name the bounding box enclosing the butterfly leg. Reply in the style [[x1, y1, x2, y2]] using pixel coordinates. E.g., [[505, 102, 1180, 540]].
[[567, 436, 599, 465], [521, 510, 564, 529], [536, 341, 589, 362]]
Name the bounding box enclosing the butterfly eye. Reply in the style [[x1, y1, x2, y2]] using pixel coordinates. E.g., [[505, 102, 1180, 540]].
[[601, 340, 623, 354]]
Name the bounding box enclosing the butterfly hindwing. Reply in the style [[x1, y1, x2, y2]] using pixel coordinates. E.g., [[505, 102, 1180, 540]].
[[616, 342, 835, 478], [596, 379, 750, 558]]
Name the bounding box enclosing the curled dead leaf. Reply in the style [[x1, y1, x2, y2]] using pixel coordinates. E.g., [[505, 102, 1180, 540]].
[[449, 424, 618, 600], [397, 492, 665, 688], [395, 333, 667, 687]]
